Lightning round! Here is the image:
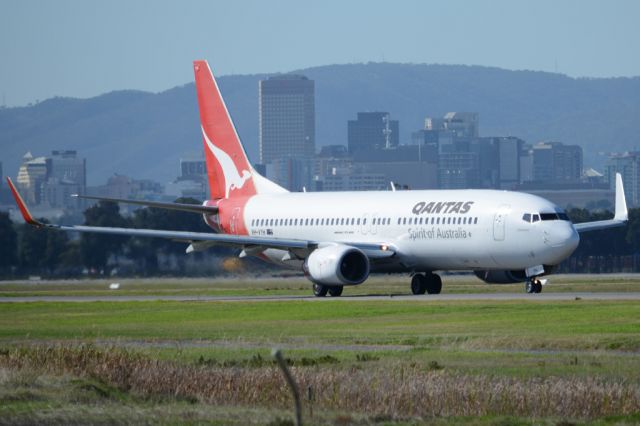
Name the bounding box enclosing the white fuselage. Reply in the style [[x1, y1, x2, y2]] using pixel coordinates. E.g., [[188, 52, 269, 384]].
[[240, 189, 580, 272]]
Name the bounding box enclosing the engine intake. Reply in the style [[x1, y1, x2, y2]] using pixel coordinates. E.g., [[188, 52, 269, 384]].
[[305, 245, 370, 286]]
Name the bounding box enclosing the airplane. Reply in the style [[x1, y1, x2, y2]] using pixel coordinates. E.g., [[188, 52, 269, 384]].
[[7, 60, 629, 297]]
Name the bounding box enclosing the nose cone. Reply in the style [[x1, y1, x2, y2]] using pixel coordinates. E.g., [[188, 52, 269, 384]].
[[544, 223, 579, 260]]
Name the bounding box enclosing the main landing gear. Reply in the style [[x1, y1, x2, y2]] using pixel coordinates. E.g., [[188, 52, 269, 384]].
[[411, 273, 442, 295], [313, 284, 343, 297], [525, 278, 543, 294]]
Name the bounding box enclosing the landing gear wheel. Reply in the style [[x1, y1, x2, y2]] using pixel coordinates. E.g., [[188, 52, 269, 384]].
[[328, 286, 343, 297], [411, 274, 427, 295], [313, 283, 328, 297], [525, 280, 534, 293], [426, 274, 442, 294], [533, 281, 542, 293]]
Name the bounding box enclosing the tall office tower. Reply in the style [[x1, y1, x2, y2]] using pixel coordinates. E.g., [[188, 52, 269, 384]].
[[348, 112, 399, 154], [180, 158, 206, 179], [47, 150, 86, 186], [16, 152, 49, 204], [424, 112, 479, 140], [532, 142, 583, 183], [497, 137, 525, 189], [41, 150, 87, 210], [259, 75, 315, 165], [606, 152, 640, 206]]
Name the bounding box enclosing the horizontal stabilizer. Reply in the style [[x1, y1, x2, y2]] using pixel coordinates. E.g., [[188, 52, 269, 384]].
[[72, 194, 218, 215]]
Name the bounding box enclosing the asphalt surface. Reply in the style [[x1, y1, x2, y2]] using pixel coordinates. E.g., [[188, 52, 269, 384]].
[[1, 292, 640, 303]]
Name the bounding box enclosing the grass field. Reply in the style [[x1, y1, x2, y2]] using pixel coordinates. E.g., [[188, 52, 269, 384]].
[[0, 275, 639, 424]]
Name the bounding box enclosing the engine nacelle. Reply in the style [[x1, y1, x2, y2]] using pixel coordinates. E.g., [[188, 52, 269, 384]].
[[305, 245, 370, 286], [474, 269, 527, 284]]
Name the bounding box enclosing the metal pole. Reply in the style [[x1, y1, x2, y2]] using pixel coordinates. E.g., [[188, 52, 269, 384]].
[[272, 348, 302, 426]]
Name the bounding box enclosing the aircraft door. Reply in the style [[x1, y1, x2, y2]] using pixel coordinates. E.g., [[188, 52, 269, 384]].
[[493, 205, 510, 241], [371, 213, 379, 235]]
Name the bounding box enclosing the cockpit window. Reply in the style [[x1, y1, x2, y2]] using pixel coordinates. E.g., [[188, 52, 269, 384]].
[[522, 213, 531, 222], [539, 212, 571, 221], [532, 214, 540, 222]]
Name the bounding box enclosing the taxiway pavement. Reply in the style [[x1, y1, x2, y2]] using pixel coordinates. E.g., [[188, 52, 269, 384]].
[[1, 292, 640, 303]]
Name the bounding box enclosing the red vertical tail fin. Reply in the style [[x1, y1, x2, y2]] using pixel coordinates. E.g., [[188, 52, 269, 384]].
[[194, 60, 286, 200]]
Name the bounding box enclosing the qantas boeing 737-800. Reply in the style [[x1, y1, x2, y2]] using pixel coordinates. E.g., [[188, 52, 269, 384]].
[[7, 60, 629, 296]]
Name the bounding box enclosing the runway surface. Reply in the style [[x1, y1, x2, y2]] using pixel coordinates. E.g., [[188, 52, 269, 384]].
[[1, 292, 640, 303]]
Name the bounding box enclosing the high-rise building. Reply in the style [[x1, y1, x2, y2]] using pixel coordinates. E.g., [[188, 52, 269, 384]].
[[532, 142, 583, 183], [348, 112, 399, 154], [16, 152, 48, 204], [424, 112, 479, 140], [180, 158, 206, 179], [40, 150, 86, 210], [267, 156, 313, 192], [259, 75, 315, 164], [497, 137, 525, 189], [605, 152, 640, 206], [438, 152, 480, 189]]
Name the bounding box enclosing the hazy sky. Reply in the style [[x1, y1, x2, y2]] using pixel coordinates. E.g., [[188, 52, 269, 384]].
[[1, 0, 639, 106]]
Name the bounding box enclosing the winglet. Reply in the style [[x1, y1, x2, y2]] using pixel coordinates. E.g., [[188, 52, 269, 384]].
[[614, 172, 628, 222], [6, 177, 43, 227]]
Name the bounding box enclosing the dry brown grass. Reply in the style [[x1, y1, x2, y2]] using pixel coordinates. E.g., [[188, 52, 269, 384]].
[[1, 344, 639, 421]]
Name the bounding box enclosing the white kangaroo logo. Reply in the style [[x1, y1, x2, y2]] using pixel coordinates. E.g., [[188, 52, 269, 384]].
[[202, 126, 251, 198]]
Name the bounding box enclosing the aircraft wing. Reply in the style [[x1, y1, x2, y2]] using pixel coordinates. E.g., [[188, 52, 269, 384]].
[[6, 178, 395, 258], [574, 173, 628, 233]]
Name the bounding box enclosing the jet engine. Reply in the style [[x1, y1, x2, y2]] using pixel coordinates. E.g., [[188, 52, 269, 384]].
[[304, 245, 370, 286], [474, 270, 527, 284]]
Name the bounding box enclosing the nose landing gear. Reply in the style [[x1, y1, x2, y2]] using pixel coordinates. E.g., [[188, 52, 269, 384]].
[[525, 278, 543, 293]]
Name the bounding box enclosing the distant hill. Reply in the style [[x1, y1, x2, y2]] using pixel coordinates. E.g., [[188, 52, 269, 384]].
[[1, 63, 639, 185]]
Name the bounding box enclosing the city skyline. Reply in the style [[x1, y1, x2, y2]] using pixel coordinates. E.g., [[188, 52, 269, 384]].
[[1, 0, 640, 107]]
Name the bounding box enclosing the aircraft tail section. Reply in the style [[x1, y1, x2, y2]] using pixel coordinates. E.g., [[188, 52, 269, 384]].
[[193, 60, 287, 200]]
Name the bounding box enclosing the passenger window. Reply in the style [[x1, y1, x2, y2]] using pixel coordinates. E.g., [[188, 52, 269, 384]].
[[436, 217, 440, 224], [363, 218, 367, 225], [397, 218, 401, 225], [474, 217, 478, 224]]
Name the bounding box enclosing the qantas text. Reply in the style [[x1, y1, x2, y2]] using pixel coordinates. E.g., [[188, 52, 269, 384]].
[[412, 201, 474, 215]]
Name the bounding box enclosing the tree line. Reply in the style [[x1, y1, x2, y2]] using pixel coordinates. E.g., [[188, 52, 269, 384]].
[[1, 203, 639, 278]]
